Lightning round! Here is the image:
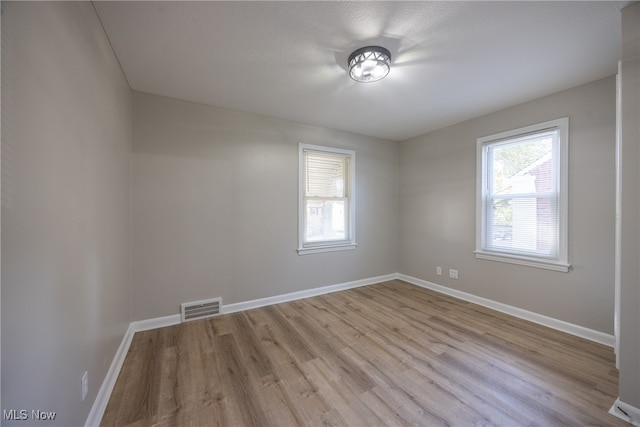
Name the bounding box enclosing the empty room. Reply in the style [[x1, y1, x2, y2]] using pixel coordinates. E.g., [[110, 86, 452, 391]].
[[2, 1, 640, 426]]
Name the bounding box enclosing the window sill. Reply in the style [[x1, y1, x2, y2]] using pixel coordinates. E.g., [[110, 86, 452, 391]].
[[297, 243, 357, 255], [474, 250, 570, 272]]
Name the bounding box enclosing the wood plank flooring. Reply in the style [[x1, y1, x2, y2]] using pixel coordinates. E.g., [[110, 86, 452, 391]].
[[101, 280, 625, 426]]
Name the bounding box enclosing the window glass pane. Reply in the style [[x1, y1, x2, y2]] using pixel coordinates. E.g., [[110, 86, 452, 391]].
[[486, 195, 558, 257], [485, 130, 558, 258], [489, 134, 553, 194], [305, 200, 346, 242]]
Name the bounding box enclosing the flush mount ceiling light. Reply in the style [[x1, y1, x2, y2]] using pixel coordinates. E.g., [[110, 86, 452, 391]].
[[348, 46, 391, 83]]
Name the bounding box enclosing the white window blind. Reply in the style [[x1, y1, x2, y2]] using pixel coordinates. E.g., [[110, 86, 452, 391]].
[[298, 144, 355, 254], [304, 151, 347, 199], [476, 118, 569, 272]]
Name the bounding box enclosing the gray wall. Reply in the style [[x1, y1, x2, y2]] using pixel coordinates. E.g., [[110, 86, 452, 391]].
[[618, 1, 640, 410], [1, 2, 132, 426], [132, 92, 399, 320], [399, 76, 616, 334]]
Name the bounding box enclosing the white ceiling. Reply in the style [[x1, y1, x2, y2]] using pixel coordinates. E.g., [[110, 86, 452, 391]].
[[94, 1, 625, 141]]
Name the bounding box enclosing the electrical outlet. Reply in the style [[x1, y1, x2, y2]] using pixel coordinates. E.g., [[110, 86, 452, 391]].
[[81, 371, 88, 401], [436, 266, 442, 276], [449, 269, 459, 280]]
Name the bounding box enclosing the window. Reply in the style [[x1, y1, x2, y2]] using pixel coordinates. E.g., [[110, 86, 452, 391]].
[[475, 118, 569, 272], [298, 144, 356, 255]]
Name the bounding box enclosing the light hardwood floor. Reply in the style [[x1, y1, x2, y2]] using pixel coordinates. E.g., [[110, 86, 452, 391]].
[[101, 280, 625, 426]]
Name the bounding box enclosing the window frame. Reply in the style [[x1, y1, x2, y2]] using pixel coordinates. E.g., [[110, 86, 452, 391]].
[[298, 143, 356, 255], [475, 118, 570, 272]]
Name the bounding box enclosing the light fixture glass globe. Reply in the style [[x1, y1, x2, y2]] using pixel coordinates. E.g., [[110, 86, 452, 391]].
[[348, 46, 391, 83]]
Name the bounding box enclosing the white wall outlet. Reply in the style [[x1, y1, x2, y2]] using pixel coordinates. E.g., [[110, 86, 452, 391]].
[[449, 269, 459, 280], [81, 371, 88, 401], [436, 266, 442, 276]]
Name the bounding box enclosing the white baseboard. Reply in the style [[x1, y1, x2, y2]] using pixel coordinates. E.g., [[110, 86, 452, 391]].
[[84, 323, 135, 427], [397, 273, 615, 347], [222, 273, 397, 314], [131, 313, 181, 332], [610, 398, 640, 426]]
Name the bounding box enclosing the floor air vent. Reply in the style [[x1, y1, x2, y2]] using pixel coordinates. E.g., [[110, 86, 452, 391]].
[[181, 297, 222, 322]]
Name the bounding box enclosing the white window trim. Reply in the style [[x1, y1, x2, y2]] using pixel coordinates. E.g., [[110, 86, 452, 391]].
[[475, 118, 570, 272], [298, 143, 356, 255]]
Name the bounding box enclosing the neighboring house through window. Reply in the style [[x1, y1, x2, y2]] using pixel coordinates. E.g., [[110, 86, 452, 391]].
[[298, 144, 356, 255], [475, 118, 570, 272]]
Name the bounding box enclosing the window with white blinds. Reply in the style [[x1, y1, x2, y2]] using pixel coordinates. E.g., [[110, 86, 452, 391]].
[[475, 118, 570, 272], [298, 144, 356, 254]]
